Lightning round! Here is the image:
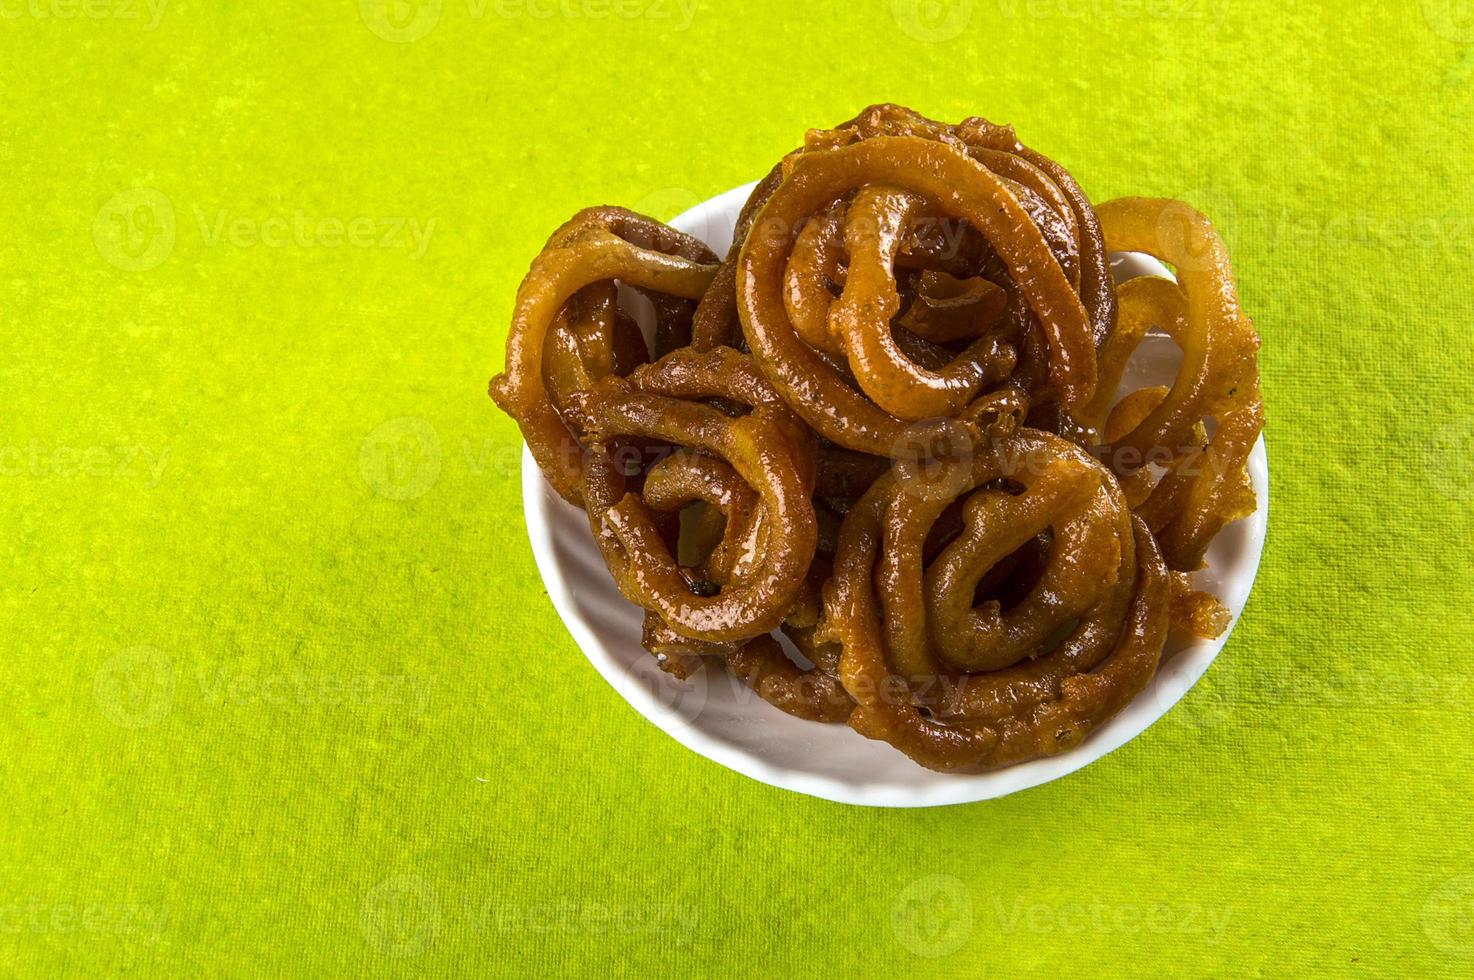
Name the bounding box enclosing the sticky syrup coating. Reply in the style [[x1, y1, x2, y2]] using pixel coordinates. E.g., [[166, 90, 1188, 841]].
[[490, 105, 1262, 770]]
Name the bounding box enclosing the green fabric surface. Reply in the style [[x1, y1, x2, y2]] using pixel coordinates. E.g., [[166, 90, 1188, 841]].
[[2, 1, 1472, 975]]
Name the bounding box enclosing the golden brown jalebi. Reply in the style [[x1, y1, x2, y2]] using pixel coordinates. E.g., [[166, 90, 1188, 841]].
[[491, 207, 718, 505], [690, 166, 785, 353], [1091, 199, 1263, 569], [821, 428, 1170, 771], [739, 134, 1094, 454], [490, 105, 1264, 774], [1082, 198, 1264, 630], [570, 347, 851, 721], [566, 347, 817, 642]]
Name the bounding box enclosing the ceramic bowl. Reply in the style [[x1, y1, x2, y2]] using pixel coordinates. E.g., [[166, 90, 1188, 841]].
[[521, 182, 1269, 807]]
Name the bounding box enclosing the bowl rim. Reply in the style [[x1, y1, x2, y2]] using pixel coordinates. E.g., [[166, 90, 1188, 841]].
[[518, 182, 1270, 807]]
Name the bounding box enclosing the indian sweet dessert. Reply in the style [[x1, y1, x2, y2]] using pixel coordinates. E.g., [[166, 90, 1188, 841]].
[[491, 105, 1263, 773]]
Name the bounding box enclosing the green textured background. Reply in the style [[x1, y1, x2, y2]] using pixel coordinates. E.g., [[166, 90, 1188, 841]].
[[3, 0, 1473, 975]]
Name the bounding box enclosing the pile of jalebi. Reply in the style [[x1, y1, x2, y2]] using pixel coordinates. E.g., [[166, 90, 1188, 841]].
[[491, 105, 1263, 772]]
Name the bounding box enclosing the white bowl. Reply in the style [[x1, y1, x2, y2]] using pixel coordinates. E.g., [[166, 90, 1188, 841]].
[[521, 182, 1269, 807]]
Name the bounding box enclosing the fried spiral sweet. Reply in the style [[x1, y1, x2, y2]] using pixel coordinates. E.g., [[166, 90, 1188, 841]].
[[491, 105, 1264, 774], [1080, 198, 1264, 630], [491, 207, 718, 505], [739, 134, 1095, 454], [1090, 198, 1264, 571], [823, 429, 1170, 772], [570, 347, 852, 721], [567, 346, 817, 643]]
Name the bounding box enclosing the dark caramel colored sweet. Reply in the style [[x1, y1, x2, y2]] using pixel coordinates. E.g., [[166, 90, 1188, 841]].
[[489, 106, 1262, 771]]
